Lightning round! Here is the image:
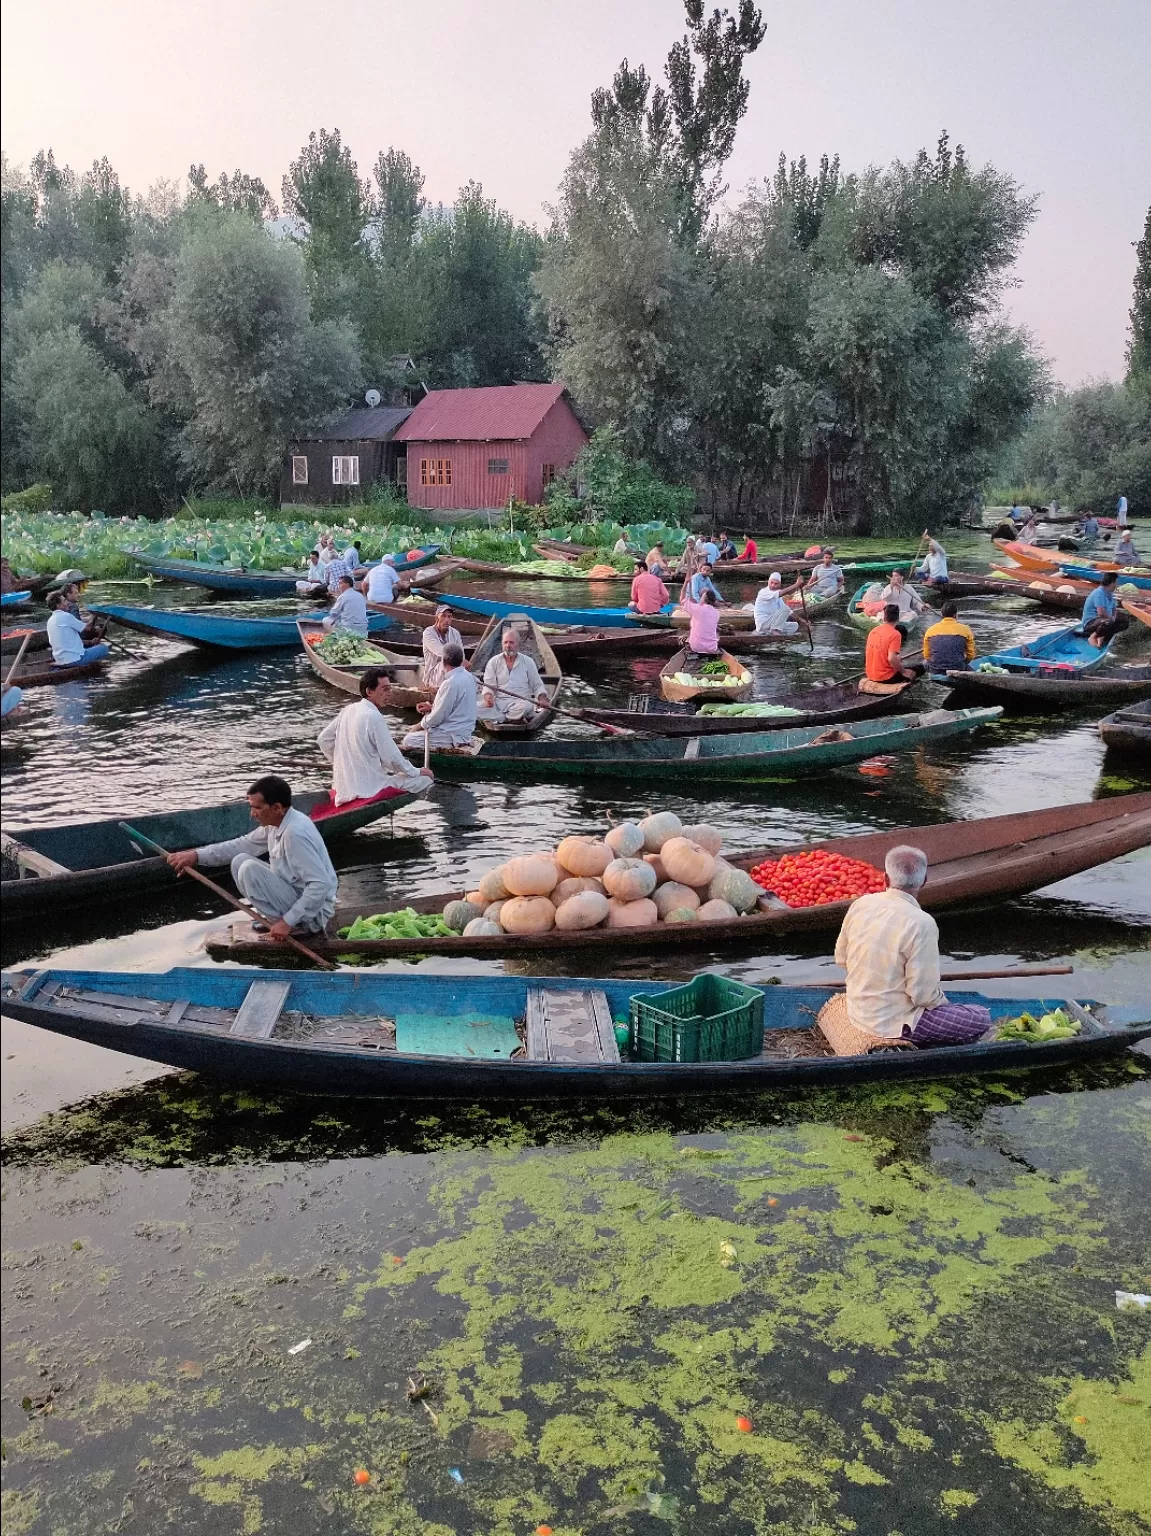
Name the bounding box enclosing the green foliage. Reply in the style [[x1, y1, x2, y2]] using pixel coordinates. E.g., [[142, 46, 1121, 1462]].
[[0, 482, 52, 512], [547, 427, 695, 526], [1128, 205, 1150, 383], [1011, 380, 1150, 515], [174, 495, 275, 521]]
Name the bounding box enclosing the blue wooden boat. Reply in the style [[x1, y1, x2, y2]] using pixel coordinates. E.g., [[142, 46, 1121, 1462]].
[[2, 965, 1144, 1097], [128, 554, 300, 596], [415, 587, 675, 629], [364, 544, 442, 573], [1, 590, 32, 607], [931, 624, 1143, 704], [1, 786, 425, 918], [88, 603, 393, 650], [1060, 562, 1151, 591]]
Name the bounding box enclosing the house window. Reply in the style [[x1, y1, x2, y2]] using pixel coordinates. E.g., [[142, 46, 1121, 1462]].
[[419, 458, 452, 487], [332, 455, 360, 486], [487, 457, 509, 475], [396, 456, 408, 488], [292, 455, 308, 485], [541, 463, 557, 487]]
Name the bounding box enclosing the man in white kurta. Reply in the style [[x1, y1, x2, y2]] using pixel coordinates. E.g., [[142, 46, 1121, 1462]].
[[421, 607, 464, 686], [478, 629, 549, 723], [402, 644, 477, 748], [318, 669, 433, 804], [751, 573, 799, 635], [364, 558, 401, 605], [167, 774, 338, 936]]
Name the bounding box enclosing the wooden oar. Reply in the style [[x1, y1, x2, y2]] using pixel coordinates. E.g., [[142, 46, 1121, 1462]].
[[801, 963, 1074, 989], [119, 822, 338, 971], [485, 680, 636, 737], [3, 633, 32, 690], [907, 529, 929, 580]]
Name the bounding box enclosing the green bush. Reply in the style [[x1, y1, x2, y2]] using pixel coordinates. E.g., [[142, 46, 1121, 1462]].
[[175, 496, 276, 521], [1, 483, 54, 513]]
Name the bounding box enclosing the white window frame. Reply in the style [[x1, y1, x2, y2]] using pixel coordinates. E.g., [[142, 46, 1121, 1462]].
[[292, 455, 308, 485], [332, 455, 360, 486]]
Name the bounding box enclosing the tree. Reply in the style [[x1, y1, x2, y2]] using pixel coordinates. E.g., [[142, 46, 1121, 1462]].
[[1128, 205, 1151, 384], [149, 211, 360, 495], [281, 128, 371, 317], [188, 163, 278, 221], [371, 148, 424, 261]]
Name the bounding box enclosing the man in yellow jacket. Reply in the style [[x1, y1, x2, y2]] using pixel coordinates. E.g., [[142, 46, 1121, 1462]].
[[922, 602, 976, 673]]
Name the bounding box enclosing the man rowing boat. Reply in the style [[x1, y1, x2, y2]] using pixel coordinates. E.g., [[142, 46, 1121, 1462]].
[[834, 845, 992, 1045], [166, 774, 337, 940]]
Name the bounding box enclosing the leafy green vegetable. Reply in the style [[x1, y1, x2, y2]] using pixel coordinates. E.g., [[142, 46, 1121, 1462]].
[[337, 909, 455, 941], [995, 1008, 1080, 1044], [313, 631, 382, 665]]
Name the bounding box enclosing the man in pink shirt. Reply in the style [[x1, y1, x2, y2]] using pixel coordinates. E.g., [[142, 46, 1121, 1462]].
[[628, 560, 669, 616]]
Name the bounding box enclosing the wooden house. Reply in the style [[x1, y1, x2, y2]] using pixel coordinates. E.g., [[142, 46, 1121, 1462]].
[[394, 383, 588, 510], [281, 406, 413, 507]]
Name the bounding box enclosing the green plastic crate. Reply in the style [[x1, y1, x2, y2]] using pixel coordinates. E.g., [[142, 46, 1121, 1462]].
[[629, 975, 765, 1063]]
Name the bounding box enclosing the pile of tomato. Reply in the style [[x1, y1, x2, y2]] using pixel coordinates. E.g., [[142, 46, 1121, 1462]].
[[748, 849, 885, 908]]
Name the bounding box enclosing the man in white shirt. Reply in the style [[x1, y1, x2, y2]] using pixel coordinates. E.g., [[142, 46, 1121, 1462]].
[[916, 539, 949, 588], [804, 548, 845, 599], [297, 550, 324, 594], [402, 643, 477, 748], [323, 575, 369, 636], [166, 774, 338, 938], [363, 557, 401, 606], [421, 606, 464, 686], [1116, 494, 1128, 527], [751, 573, 799, 634], [318, 668, 433, 805], [834, 845, 991, 1044], [46, 591, 110, 665], [478, 627, 550, 723]]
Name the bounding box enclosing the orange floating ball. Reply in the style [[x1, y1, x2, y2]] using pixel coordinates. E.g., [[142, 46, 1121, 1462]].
[[536, 1526, 554, 1535], [735, 1414, 753, 1433], [354, 1468, 371, 1485]]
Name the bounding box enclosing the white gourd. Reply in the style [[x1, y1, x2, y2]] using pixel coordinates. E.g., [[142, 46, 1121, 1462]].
[[680, 823, 724, 855], [652, 882, 701, 919], [604, 897, 659, 928], [477, 866, 511, 903], [602, 858, 658, 901], [697, 898, 739, 921], [553, 891, 611, 930], [605, 821, 645, 857], [637, 810, 683, 851], [463, 918, 505, 936]]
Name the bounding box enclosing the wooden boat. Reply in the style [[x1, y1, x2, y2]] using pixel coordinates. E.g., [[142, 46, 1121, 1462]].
[[847, 582, 928, 630], [128, 554, 301, 597], [1, 786, 426, 919], [1, 625, 49, 656], [8, 963, 1144, 1097], [297, 619, 433, 707], [4, 652, 106, 687], [1099, 700, 1151, 752], [365, 597, 679, 657], [415, 587, 673, 629], [992, 539, 1061, 573], [981, 573, 1096, 612], [468, 612, 562, 736], [575, 678, 919, 735], [206, 795, 1151, 965], [659, 647, 753, 703], [934, 625, 1149, 704], [941, 669, 1151, 707], [1060, 562, 1151, 591], [1123, 598, 1151, 629], [413, 706, 1001, 783], [533, 539, 589, 562], [1, 590, 32, 608], [89, 602, 395, 650], [370, 544, 442, 573]]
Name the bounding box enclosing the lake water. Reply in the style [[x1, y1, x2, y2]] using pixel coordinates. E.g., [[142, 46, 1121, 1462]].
[[2, 537, 1149, 1535]]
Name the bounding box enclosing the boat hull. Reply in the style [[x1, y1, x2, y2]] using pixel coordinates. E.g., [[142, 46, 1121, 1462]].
[[207, 795, 1151, 963], [4, 966, 1145, 1098], [130, 555, 300, 596], [417, 588, 674, 629], [1099, 701, 1151, 752], [575, 680, 918, 735], [297, 620, 431, 707], [89, 603, 394, 650], [1, 787, 424, 919], [939, 671, 1151, 706]]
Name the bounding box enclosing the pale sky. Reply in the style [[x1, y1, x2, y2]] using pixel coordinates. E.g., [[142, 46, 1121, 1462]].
[[3, 0, 1148, 385]]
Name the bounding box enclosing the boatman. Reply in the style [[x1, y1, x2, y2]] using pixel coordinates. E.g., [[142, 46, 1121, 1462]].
[[834, 845, 992, 1045], [296, 549, 323, 594], [865, 604, 919, 685], [922, 601, 976, 673], [363, 555, 401, 606], [716, 531, 738, 562], [421, 606, 465, 686], [687, 559, 723, 605], [751, 573, 800, 635], [628, 558, 669, 615], [1081, 571, 1129, 647], [1114, 528, 1140, 564], [645, 541, 671, 578], [166, 774, 338, 939], [323, 574, 369, 636], [318, 668, 433, 806], [478, 625, 549, 724], [734, 534, 758, 563], [916, 538, 949, 588], [403, 642, 477, 749], [803, 547, 845, 600]]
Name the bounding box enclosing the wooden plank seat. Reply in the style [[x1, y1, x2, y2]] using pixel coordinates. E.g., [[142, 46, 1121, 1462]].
[[526, 988, 621, 1064]]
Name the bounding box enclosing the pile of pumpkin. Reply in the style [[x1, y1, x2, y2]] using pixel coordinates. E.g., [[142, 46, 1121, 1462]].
[[442, 812, 763, 936]]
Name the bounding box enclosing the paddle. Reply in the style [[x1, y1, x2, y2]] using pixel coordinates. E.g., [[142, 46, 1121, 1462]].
[[119, 822, 338, 971], [484, 680, 636, 737], [793, 963, 1075, 988], [3, 633, 32, 691]]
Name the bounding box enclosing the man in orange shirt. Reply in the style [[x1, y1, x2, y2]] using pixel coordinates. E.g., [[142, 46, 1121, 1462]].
[[628, 559, 669, 615], [865, 604, 918, 683]]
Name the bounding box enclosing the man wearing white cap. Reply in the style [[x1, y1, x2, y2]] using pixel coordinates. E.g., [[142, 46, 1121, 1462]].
[[751, 572, 799, 635]]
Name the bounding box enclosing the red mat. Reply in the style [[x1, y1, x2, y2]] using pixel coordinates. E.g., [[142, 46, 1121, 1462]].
[[309, 786, 407, 823]]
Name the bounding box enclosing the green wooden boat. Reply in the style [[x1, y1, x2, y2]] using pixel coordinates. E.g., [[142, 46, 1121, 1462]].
[[411, 707, 1001, 782]]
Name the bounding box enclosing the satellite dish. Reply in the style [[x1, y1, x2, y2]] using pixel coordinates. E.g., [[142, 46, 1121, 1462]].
[[365, 388, 381, 408]]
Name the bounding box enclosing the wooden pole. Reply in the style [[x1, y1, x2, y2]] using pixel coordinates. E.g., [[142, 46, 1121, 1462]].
[[800, 963, 1075, 989], [485, 680, 635, 737], [119, 822, 338, 971], [3, 633, 32, 691]]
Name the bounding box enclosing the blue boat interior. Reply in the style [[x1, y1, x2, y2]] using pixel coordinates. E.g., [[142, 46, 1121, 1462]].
[[415, 587, 674, 629], [977, 625, 1106, 675]]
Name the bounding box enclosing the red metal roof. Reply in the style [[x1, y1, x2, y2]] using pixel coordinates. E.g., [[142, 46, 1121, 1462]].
[[393, 383, 568, 443]]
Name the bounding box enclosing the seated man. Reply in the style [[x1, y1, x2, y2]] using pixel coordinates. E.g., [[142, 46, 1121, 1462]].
[[734, 534, 758, 563], [318, 667, 433, 805], [363, 555, 401, 606], [716, 530, 738, 562], [804, 547, 844, 599], [323, 574, 369, 636], [834, 845, 992, 1045], [878, 569, 928, 621], [166, 774, 337, 939], [1114, 528, 1139, 564], [478, 627, 550, 723], [645, 541, 671, 577], [922, 601, 976, 673], [629, 559, 669, 615], [751, 572, 799, 635], [681, 589, 722, 656], [687, 560, 723, 605], [296, 549, 324, 594], [916, 538, 949, 587], [1078, 512, 1101, 541], [421, 606, 464, 686], [403, 642, 477, 748], [865, 604, 919, 684], [45, 591, 110, 666], [1081, 571, 1130, 647]]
